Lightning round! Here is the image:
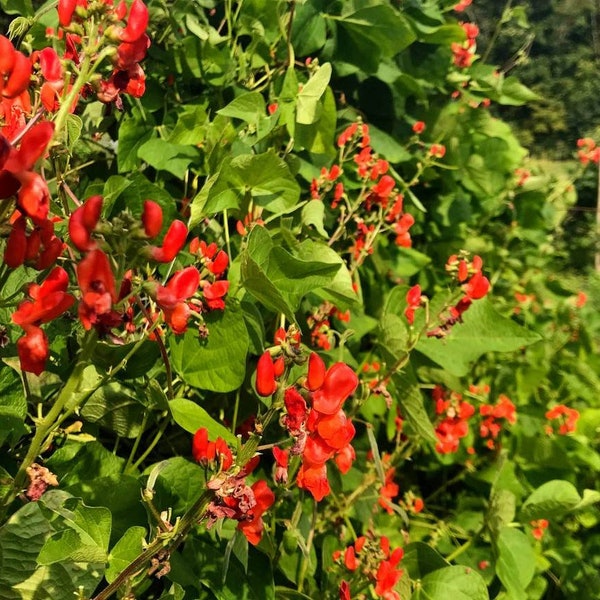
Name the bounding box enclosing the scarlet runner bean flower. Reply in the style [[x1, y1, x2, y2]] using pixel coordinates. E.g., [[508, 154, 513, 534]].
[[290, 354, 358, 501], [545, 404, 579, 435], [152, 266, 200, 334], [12, 267, 75, 374]]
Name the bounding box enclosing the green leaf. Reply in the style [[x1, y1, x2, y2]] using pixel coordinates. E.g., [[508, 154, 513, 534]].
[[296, 63, 332, 125], [0, 492, 106, 599], [414, 565, 489, 600], [390, 366, 437, 444], [170, 302, 249, 392], [332, 5, 416, 73], [218, 92, 266, 122], [117, 113, 155, 173], [520, 480, 582, 520], [138, 138, 201, 179], [495, 527, 535, 600], [297, 239, 357, 308], [169, 397, 237, 444], [81, 381, 146, 438], [291, 1, 327, 56], [295, 86, 337, 156], [168, 104, 208, 145], [240, 227, 340, 322], [301, 200, 328, 238], [0, 366, 28, 446], [105, 526, 147, 584], [497, 77, 539, 106], [37, 498, 111, 565], [1, 0, 33, 15], [65, 114, 83, 151], [402, 542, 449, 580], [149, 457, 206, 516], [193, 152, 300, 216], [416, 298, 541, 377]]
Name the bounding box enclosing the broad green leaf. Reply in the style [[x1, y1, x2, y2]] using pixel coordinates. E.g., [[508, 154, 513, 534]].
[[296, 63, 332, 125], [218, 92, 266, 123], [402, 542, 449, 580], [37, 496, 111, 566], [105, 526, 147, 583], [390, 366, 437, 444], [169, 397, 237, 445], [240, 227, 340, 322], [301, 200, 328, 238], [369, 125, 411, 163], [495, 527, 535, 600], [295, 86, 337, 155], [0, 492, 105, 599], [291, 1, 327, 56], [332, 5, 416, 73], [117, 113, 155, 173], [168, 104, 208, 145], [158, 583, 186, 600], [416, 298, 541, 376], [194, 152, 300, 216], [65, 114, 83, 151], [0, 366, 27, 446], [1, 0, 33, 15], [520, 480, 582, 520], [170, 302, 249, 392], [414, 565, 489, 600], [150, 457, 206, 516], [297, 239, 358, 308], [138, 138, 201, 179], [497, 77, 539, 106]]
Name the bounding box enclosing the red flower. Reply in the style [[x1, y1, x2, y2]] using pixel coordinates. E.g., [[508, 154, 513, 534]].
[[117, 0, 149, 43], [150, 219, 187, 262], [404, 284, 422, 324], [192, 427, 233, 471], [296, 463, 330, 501], [256, 351, 277, 397], [12, 267, 74, 328], [236, 479, 275, 545], [306, 352, 326, 391], [311, 362, 358, 415], [77, 249, 118, 331], [17, 326, 49, 375], [272, 446, 289, 484], [69, 195, 102, 251], [202, 280, 229, 310], [154, 266, 200, 334], [412, 121, 426, 134], [142, 199, 163, 238], [57, 0, 77, 26]]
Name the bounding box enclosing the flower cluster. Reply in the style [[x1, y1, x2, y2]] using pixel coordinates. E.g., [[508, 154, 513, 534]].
[[426, 252, 490, 337], [530, 519, 549, 541], [281, 353, 358, 501], [335, 535, 404, 600], [57, 0, 150, 107], [193, 428, 275, 545], [477, 390, 517, 450], [307, 301, 350, 351], [432, 385, 475, 454], [545, 404, 579, 435], [451, 22, 478, 68], [576, 138, 600, 165]]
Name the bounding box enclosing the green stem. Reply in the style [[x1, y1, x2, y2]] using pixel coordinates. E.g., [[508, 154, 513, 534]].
[[127, 414, 170, 473]]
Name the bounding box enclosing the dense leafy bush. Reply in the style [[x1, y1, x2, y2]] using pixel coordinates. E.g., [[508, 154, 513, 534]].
[[0, 1, 599, 599]]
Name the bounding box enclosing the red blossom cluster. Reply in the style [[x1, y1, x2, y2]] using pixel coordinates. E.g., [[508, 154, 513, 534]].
[[451, 21, 479, 68], [454, 0, 473, 11], [335, 535, 404, 600], [281, 353, 358, 501], [192, 428, 275, 545], [427, 253, 490, 337], [576, 138, 600, 165], [477, 390, 517, 450], [530, 519, 549, 540], [57, 0, 150, 106], [9, 192, 229, 373], [307, 301, 350, 350], [545, 404, 579, 435], [12, 267, 75, 374], [432, 385, 475, 454]]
